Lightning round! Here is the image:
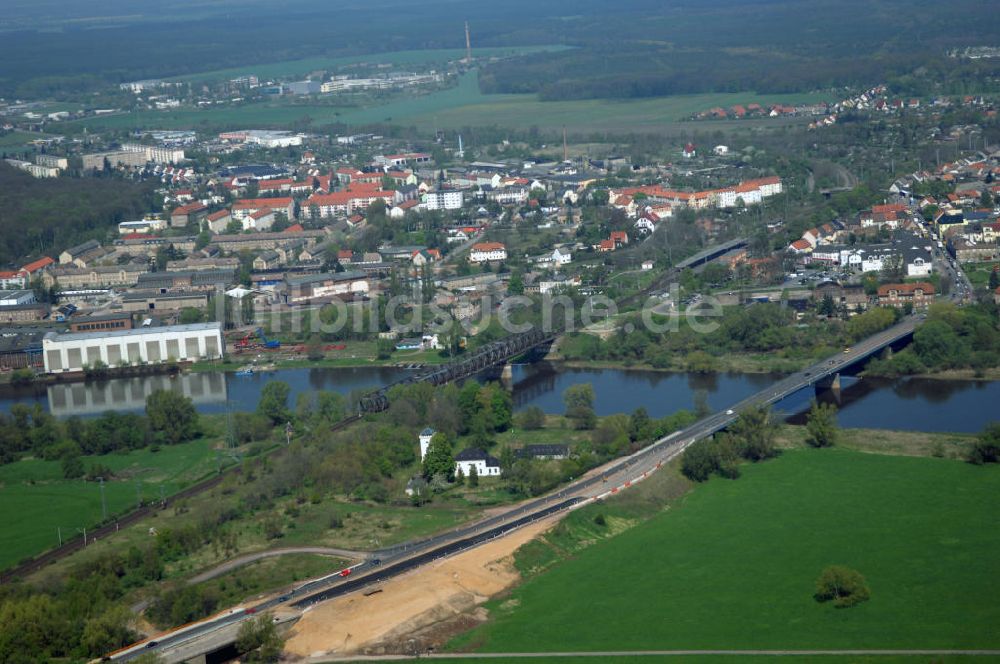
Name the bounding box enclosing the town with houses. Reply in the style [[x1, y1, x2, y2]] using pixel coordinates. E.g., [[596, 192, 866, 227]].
[[1, 3, 1000, 660], [1, 76, 1000, 384]]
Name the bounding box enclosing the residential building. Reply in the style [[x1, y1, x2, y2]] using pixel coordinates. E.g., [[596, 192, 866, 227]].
[[206, 209, 233, 233], [306, 190, 398, 218], [171, 202, 208, 228], [59, 239, 101, 265], [551, 247, 572, 266], [877, 282, 936, 309], [43, 264, 149, 289], [4, 158, 60, 178], [422, 190, 464, 210], [232, 197, 295, 221], [0, 271, 27, 290], [243, 208, 275, 231], [455, 448, 502, 477], [469, 242, 507, 263], [35, 154, 68, 170], [950, 238, 998, 263], [813, 280, 870, 312], [18, 256, 55, 280], [253, 251, 282, 270]]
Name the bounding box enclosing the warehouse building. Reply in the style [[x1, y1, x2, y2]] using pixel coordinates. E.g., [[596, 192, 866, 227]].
[[42, 322, 224, 373], [122, 290, 209, 312], [283, 271, 369, 303]]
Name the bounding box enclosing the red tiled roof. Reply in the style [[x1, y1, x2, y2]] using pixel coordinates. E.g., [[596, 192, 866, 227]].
[[283, 223, 304, 233], [20, 256, 55, 273], [233, 197, 293, 210], [877, 282, 935, 296], [172, 202, 207, 215], [472, 242, 505, 252]]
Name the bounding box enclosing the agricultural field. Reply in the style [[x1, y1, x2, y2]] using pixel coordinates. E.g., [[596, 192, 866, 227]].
[[0, 437, 224, 570], [68, 70, 830, 135], [451, 448, 1000, 652]]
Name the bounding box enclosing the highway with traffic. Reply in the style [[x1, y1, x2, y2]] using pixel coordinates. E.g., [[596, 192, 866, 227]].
[[109, 312, 922, 663]]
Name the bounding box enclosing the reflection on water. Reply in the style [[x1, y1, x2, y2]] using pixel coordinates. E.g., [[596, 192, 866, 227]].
[[508, 363, 782, 418], [47, 372, 228, 418], [0, 362, 994, 433]]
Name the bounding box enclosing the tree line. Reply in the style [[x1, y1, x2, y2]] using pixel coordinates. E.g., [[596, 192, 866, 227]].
[[0, 162, 159, 267], [560, 304, 898, 372], [0, 389, 199, 469]]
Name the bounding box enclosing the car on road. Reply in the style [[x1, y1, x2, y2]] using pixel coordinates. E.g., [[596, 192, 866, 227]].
[[725, 409, 734, 415], [145, 641, 158, 649], [370, 558, 382, 566], [246, 607, 257, 614], [844, 347, 851, 353], [340, 568, 352, 577]]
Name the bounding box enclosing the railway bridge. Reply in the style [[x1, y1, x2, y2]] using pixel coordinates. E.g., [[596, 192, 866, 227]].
[[360, 238, 749, 413]]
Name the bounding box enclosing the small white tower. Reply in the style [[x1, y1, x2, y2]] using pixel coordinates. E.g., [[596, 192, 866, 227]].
[[419, 427, 436, 460]]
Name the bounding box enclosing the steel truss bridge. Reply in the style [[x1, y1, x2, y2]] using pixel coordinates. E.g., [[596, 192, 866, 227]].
[[358, 238, 749, 413]]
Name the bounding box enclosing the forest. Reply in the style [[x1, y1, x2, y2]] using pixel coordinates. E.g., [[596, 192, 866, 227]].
[[2, 0, 999, 99], [0, 164, 158, 267]]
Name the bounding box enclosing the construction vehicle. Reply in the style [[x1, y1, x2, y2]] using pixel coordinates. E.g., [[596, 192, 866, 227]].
[[255, 328, 280, 349]]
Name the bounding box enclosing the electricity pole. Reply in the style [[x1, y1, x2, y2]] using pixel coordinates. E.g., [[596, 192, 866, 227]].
[[97, 477, 107, 521]]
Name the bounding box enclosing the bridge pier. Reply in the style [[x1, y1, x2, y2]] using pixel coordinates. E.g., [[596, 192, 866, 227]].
[[500, 363, 514, 389], [815, 372, 842, 403]]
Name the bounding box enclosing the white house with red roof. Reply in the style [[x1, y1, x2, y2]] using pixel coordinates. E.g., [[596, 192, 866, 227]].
[[243, 208, 275, 231], [0, 270, 27, 290], [469, 242, 507, 263], [232, 197, 294, 221]]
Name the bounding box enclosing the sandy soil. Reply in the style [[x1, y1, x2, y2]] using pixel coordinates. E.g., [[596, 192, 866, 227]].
[[283, 515, 561, 660]]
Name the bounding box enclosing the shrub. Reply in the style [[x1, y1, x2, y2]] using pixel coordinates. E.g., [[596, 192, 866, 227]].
[[967, 423, 1000, 465]]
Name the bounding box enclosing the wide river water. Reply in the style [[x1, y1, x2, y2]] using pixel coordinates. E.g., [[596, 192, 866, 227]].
[[0, 363, 994, 433]]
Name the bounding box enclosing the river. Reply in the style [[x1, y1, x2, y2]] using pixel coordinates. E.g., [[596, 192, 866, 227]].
[[0, 363, 994, 433]]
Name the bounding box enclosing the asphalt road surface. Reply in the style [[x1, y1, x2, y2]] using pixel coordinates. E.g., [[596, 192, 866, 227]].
[[111, 314, 921, 663]]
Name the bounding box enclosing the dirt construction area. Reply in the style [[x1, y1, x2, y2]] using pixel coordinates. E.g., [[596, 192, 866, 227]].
[[283, 515, 562, 660]]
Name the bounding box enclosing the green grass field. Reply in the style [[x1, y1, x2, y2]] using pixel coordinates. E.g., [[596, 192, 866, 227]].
[[0, 131, 47, 149], [452, 449, 1000, 652], [0, 439, 222, 570], [69, 70, 830, 134], [166, 46, 567, 84]]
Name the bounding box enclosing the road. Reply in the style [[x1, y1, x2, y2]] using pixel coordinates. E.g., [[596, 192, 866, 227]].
[[111, 313, 922, 663], [183, 546, 363, 585]]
